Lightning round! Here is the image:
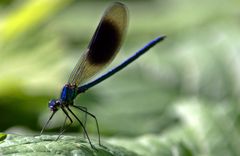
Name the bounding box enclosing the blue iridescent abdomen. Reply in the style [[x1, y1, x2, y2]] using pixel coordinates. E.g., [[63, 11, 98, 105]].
[[60, 84, 77, 103]]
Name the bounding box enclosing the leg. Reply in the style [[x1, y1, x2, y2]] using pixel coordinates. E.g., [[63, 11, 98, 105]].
[[77, 105, 88, 128], [66, 106, 95, 149], [40, 111, 56, 135], [72, 104, 102, 146], [56, 108, 73, 140], [77, 105, 88, 138], [59, 116, 68, 133]]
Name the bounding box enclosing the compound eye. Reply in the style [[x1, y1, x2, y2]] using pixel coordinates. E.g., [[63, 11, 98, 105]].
[[48, 99, 56, 107], [48, 99, 58, 111]]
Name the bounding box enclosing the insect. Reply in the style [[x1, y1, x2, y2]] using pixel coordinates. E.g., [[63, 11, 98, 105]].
[[40, 2, 165, 148]]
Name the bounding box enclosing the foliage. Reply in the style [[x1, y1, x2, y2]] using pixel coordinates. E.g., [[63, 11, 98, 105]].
[[0, 134, 138, 156]]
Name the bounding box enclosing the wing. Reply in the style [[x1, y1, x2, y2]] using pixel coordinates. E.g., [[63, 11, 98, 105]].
[[68, 2, 128, 86]]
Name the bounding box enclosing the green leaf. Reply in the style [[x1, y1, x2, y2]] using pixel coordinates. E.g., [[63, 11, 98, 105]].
[[0, 134, 138, 156]]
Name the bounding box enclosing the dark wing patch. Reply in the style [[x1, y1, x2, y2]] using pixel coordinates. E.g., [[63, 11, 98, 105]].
[[87, 20, 120, 64]]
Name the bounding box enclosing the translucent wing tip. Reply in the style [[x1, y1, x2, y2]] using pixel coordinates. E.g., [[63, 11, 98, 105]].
[[109, 2, 128, 15]]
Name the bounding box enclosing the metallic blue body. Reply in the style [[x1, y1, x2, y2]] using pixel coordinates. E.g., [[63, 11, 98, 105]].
[[60, 84, 78, 103]]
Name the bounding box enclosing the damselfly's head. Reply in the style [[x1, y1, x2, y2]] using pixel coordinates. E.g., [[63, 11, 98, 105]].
[[48, 99, 61, 112]]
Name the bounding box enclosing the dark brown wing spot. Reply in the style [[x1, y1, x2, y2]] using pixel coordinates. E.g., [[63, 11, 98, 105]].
[[87, 19, 120, 65]]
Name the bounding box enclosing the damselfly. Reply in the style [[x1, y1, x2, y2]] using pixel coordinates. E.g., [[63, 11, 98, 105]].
[[41, 2, 166, 148]]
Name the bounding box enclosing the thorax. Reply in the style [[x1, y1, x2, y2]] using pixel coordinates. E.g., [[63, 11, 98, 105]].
[[60, 84, 78, 103]]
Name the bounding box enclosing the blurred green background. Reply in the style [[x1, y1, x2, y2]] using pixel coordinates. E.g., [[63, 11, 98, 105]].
[[0, 0, 240, 155]]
